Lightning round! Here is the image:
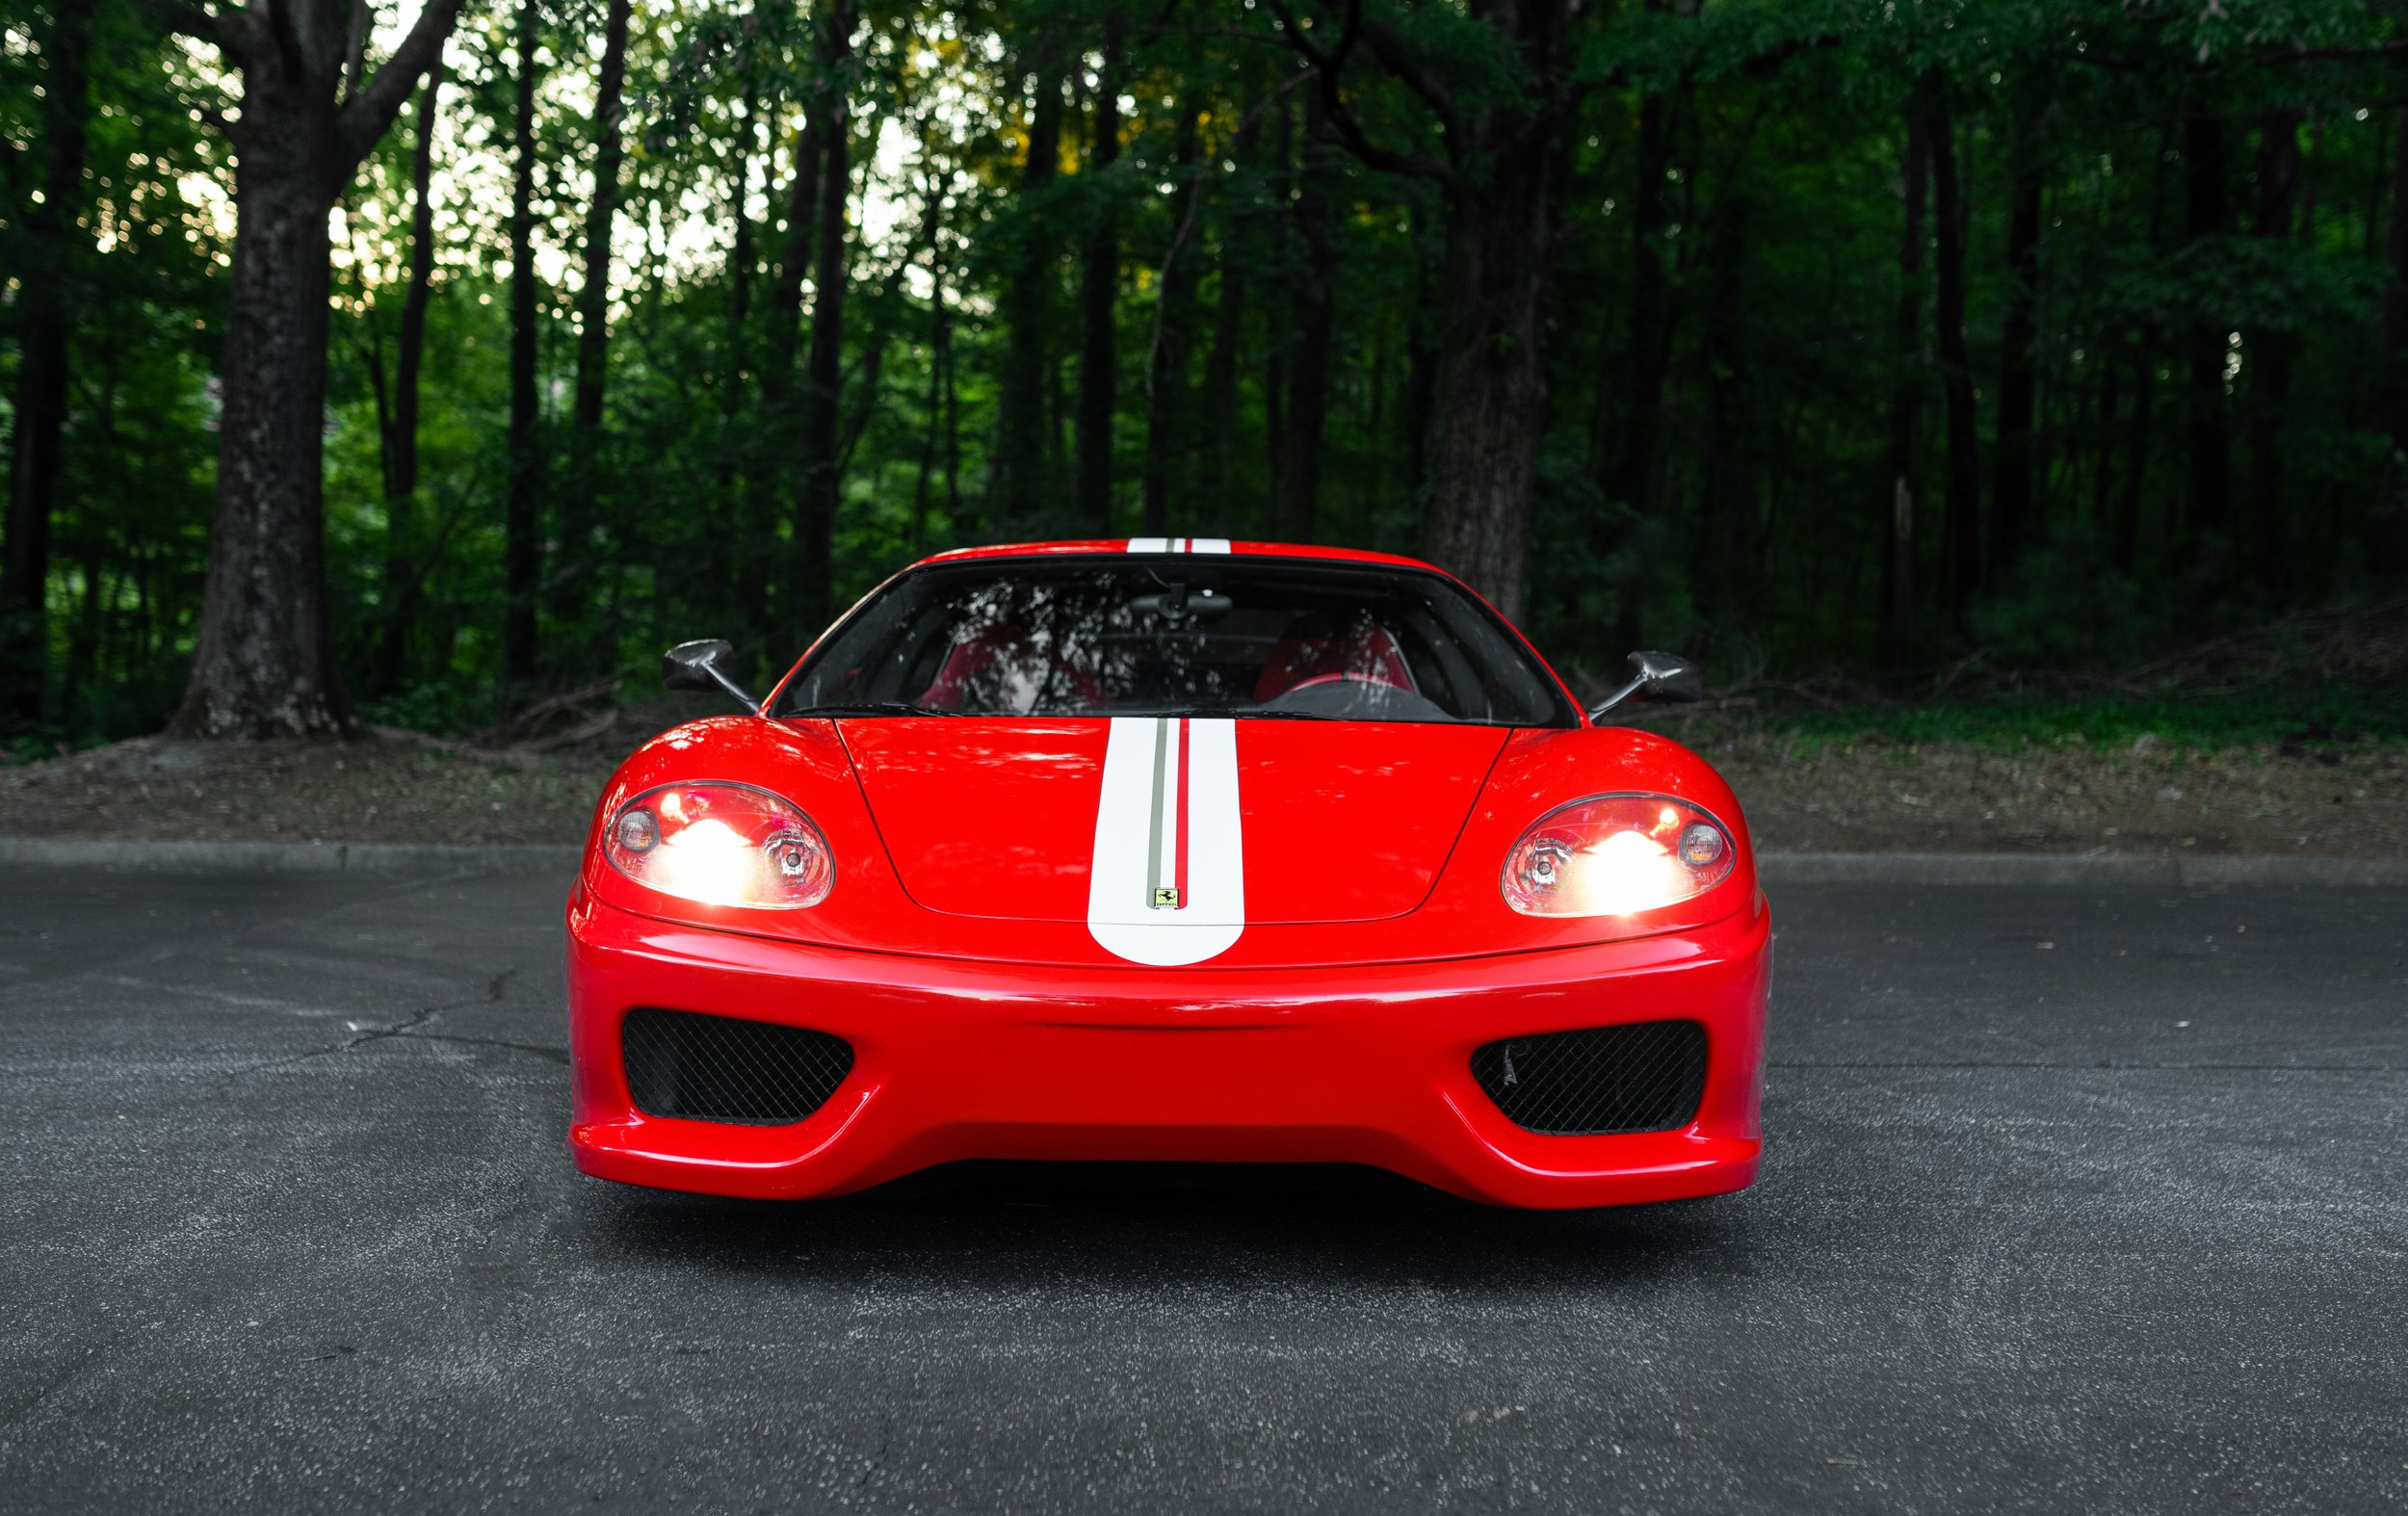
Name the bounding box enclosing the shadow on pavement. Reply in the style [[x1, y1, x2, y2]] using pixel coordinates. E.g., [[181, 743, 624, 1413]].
[[570, 1161, 1756, 1294]]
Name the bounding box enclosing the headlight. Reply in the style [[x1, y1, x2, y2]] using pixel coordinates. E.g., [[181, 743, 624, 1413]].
[[1502, 794, 1736, 916], [603, 782, 833, 909]]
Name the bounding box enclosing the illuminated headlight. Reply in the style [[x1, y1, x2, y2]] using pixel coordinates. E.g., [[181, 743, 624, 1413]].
[[1502, 795, 1737, 917], [603, 782, 833, 909]]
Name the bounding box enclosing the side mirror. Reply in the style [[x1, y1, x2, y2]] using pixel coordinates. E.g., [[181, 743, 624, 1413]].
[[663, 639, 760, 713], [1588, 649, 1703, 719]]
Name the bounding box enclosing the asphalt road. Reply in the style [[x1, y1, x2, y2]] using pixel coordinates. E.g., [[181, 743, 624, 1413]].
[[1, 870, 2401, 1514]]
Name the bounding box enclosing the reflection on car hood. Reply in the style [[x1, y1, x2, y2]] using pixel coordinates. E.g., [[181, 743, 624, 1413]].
[[837, 716, 1512, 925]]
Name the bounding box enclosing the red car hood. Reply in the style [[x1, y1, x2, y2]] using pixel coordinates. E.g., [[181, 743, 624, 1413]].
[[839, 717, 1510, 926]]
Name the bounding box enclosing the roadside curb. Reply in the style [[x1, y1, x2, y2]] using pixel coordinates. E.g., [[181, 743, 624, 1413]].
[[0, 835, 2399, 886], [1756, 851, 2408, 888], [0, 837, 582, 875]]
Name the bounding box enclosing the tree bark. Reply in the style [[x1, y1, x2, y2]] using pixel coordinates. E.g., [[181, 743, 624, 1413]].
[[792, 0, 854, 635], [571, 0, 633, 431], [1990, 110, 2043, 588], [1073, 21, 1123, 531], [2183, 108, 2231, 547], [1263, 95, 1296, 522], [169, 0, 462, 739], [503, 0, 542, 689], [1881, 95, 1929, 669], [1612, 32, 1675, 536], [994, 46, 1065, 521], [1, 0, 94, 723], [740, 82, 822, 633], [1280, 86, 1339, 543], [767, 100, 824, 395], [373, 61, 444, 696], [2378, 104, 2408, 573], [1413, 4, 1570, 621], [710, 80, 758, 611], [1201, 239, 1245, 515], [1929, 91, 1981, 626], [912, 224, 948, 553], [1697, 196, 1756, 623], [2114, 123, 2176, 579], [1142, 104, 1204, 537], [2248, 108, 2302, 595]]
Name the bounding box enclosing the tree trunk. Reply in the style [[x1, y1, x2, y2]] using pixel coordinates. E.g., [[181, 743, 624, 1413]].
[[170, 0, 461, 738], [912, 248, 944, 554], [1280, 87, 1339, 543], [0, 0, 94, 723], [1929, 92, 1981, 626], [1417, 4, 1569, 622], [994, 48, 1064, 521], [1073, 21, 1123, 531], [2377, 104, 2408, 574], [792, 0, 853, 635], [767, 104, 824, 393], [710, 82, 758, 611], [740, 88, 822, 633], [503, 0, 542, 688], [1991, 112, 2042, 588], [2113, 124, 2176, 579], [1881, 95, 1929, 668], [373, 61, 443, 696], [2117, 338, 2157, 576], [2183, 108, 2231, 548], [2091, 350, 2120, 553], [1142, 104, 1204, 537], [1612, 40, 1675, 534], [571, 0, 632, 431], [1201, 242, 1244, 516], [2248, 108, 2301, 596], [1697, 196, 1756, 625]]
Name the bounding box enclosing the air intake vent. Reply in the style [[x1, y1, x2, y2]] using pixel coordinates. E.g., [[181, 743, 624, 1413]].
[[620, 1007, 853, 1126], [1470, 1020, 1707, 1136]]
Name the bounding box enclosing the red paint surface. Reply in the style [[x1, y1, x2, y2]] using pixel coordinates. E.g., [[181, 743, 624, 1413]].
[[567, 888, 1768, 1209], [837, 716, 1506, 925]]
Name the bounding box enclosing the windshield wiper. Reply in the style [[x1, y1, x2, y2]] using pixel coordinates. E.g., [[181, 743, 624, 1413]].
[[786, 700, 955, 719]]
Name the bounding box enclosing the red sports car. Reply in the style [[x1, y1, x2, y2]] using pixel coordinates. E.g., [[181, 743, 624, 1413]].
[[565, 539, 1768, 1208]]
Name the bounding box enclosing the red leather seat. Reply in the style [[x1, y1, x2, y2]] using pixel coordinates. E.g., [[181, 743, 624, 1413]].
[[920, 625, 1109, 712], [1253, 615, 1417, 703]]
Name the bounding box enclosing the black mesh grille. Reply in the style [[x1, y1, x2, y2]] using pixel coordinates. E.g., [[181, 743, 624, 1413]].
[[620, 1007, 853, 1126], [1470, 1020, 1708, 1136]]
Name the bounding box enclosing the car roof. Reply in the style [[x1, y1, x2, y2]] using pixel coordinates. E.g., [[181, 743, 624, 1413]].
[[912, 539, 1450, 574]]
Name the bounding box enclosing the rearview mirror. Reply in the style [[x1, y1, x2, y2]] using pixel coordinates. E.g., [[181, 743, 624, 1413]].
[[663, 639, 760, 712], [1588, 649, 1703, 719]]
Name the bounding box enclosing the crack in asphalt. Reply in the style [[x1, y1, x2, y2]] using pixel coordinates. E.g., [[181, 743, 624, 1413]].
[[390, 1032, 568, 1064], [237, 967, 524, 1075]]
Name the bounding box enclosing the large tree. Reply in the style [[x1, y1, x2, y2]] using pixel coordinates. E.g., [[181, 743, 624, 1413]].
[[164, 0, 464, 739], [1268, 0, 1576, 620]]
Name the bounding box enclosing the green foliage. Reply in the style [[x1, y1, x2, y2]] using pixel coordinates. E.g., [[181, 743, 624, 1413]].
[[3, 0, 2405, 745]]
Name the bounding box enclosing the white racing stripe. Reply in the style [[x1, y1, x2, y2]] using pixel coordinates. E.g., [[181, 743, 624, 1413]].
[[1123, 536, 1230, 554], [1088, 533, 1244, 964], [1086, 717, 1244, 965]]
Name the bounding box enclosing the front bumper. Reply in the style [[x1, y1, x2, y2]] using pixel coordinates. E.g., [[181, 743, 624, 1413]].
[[565, 893, 1771, 1209]]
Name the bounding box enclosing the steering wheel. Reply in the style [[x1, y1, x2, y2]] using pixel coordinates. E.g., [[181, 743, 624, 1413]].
[[1280, 672, 1406, 696]]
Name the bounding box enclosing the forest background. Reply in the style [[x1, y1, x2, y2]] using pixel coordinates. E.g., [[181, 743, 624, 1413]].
[[3, 0, 2405, 753]]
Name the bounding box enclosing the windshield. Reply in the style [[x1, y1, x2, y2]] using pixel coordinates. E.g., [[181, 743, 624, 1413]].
[[778, 556, 1577, 726]]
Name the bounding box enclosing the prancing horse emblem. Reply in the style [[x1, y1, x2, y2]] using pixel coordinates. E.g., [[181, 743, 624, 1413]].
[[1151, 886, 1181, 909]]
